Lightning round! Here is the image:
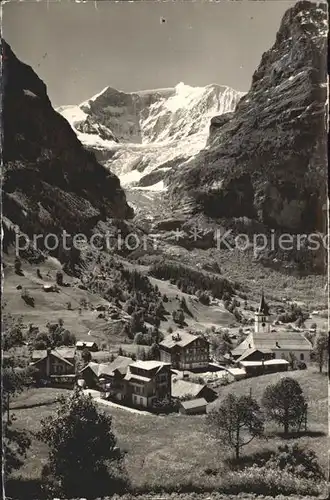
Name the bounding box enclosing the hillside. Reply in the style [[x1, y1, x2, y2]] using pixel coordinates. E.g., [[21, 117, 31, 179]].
[[2, 40, 133, 246], [2, 248, 240, 357], [167, 1, 327, 235]]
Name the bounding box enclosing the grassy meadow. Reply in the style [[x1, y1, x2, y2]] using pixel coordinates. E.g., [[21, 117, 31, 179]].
[[8, 368, 328, 494]]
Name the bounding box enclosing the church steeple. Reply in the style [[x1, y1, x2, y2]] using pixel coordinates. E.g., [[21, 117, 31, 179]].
[[255, 292, 270, 334], [258, 291, 269, 316]]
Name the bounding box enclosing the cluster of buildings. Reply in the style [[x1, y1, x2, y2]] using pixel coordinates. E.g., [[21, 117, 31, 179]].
[[231, 294, 313, 376], [29, 294, 313, 413]]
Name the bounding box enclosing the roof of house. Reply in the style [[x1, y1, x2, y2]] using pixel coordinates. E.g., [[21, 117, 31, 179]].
[[80, 362, 100, 376], [76, 341, 97, 347], [31, 347, 76, 360], [115, 366, 130, 376], [236, 347, 273, 363], [160, 331, 207, 350], [232, 331, 313, 356], [31, 349, 74, 367], [129, 360, 171, 371], [171, 378, 206, 399], [81, 356, 132, 378], [225, 367, 247, 377], [240, 359, 289, 367], [180, 398, 208, 410], [107, 356, 132, 372]]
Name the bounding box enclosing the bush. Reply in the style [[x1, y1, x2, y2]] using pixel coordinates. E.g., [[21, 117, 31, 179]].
[[222, 466, 322, 496], [134, 332, 148, 345], [81, 348, 92, 364], [55, 271, 63, 286], [172, 309, 185, 326], [33, 332, 52, 350], [197, 291, 211, 305], [264, 443, 324, 481], [61, 330, 76, 346], [278, 305, 309, 324], [21, 289, 35, 307], [3, 318, 24, 350]]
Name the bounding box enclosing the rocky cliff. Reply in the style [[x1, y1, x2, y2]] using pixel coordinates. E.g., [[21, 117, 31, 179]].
[[2, 40, 133, 242], [167, 1, 328, 234]]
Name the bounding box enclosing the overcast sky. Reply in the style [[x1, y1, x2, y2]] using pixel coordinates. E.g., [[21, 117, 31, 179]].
[[3, 0, 300, 106]]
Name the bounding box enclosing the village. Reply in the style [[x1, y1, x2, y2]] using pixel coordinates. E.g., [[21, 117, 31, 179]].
[[27, 294, 316, 415]]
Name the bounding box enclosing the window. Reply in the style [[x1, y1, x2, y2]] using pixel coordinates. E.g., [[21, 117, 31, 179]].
[[300, 353, 304, 361], [140, 397, 143, 406]]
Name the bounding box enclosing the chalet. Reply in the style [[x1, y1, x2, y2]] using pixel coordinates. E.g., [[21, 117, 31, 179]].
[[159, 331, 209, 370], [31, 347, 76, 366], [30, 347, 76, 385], [80, 356, 132, 388], [82, 358, 172, 409], [171, 377, 217, 403], [179, 398, 208, 415], [123, 360, 172, 408], [232, 294, 313, 364], [76, 341, 98, 352]]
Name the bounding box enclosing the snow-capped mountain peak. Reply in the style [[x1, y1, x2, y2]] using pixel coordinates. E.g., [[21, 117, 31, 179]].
[[58, 82, 244, 188]]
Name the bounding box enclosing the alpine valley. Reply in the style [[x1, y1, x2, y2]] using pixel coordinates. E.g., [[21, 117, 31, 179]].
[[2, 3, 328, 498]]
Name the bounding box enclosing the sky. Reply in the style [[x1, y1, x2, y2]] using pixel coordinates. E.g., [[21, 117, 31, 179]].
[[3, 0, 301, 107]]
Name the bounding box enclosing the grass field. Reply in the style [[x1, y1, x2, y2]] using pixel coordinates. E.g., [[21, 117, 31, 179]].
[[210, 367, 328, 471], [3, 253, 113, 344], [9, 369, 328, 491]]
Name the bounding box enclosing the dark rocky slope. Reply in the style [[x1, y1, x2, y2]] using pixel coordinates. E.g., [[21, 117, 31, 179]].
[[2, 40, 133, 242], [167, 1, 327, 234]]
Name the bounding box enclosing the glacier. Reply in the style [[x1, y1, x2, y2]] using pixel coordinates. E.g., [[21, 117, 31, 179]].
[[58, 82, 244, 191]]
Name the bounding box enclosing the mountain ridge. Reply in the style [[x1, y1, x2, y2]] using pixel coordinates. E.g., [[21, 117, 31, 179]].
[[2, 40, 133, 247]]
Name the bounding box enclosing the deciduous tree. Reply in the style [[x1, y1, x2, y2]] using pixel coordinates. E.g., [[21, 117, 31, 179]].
[[37, 389, 127, 497], [313, 331, 328, 373], [262, 377, 307, 435], [3, 361, 31, 474], [207, 394, 264, 459]]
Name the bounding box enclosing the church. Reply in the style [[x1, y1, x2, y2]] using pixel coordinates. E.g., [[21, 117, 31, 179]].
[[231, 293, 313, 364]]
